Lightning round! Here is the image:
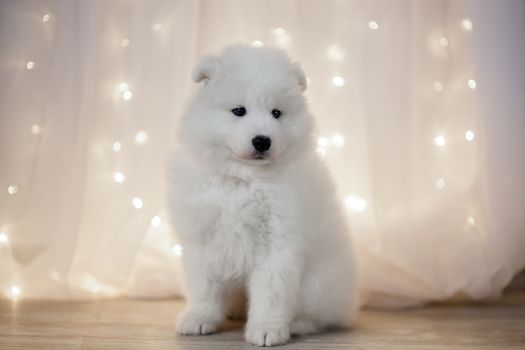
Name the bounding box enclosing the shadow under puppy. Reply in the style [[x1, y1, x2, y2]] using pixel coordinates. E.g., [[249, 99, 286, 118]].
[[168, 45, 358, 347]]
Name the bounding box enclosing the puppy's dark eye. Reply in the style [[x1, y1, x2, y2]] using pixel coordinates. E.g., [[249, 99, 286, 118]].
[[271, 109, 281, 119], [232, 107, 246, 117]]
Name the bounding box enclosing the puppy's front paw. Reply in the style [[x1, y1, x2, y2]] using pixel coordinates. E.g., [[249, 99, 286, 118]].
[[176, 309, 220, 335], [245, 323, 290, 347]]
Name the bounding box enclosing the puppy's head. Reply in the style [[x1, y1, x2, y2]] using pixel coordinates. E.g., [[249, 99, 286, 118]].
[[179, 45, 312, 169]]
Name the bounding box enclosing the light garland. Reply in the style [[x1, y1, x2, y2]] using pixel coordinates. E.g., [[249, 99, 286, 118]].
[[368, 20, 379, 30], [461, 18, 473, 31], [2, 12, 481, 299], [0, 232, 8, 244], [434, 135, 446, 147], [132, 197, 143, 209], [134, 131, 147, 144], [332, 76, 345, 87]]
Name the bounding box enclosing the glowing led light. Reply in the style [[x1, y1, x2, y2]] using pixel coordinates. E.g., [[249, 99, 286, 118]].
[[345, 195, 368, 212], [152, 23, 163, 31], [439, 37, 449, 47], [467, 79, 477, 90], [465, 130, 474, 141], [467, 216, 475, 227], [317, 137, 329, 147], [172, 244, 183, 256], [112, 142, 122, 152], [120, 38, 130, 48], [122, 90, 133, 100], [434, 135, 446, 146], [252, 41, 264, 48], [26, 61, 34, 70], [332, 134, 345, 147], [118, 82, 130, 92], [31, 124, 41, 135], [132, 197, 143, 209], [433, 81, 443, 92], [461, 18, 473, 31], [316, 147, 326, 157], [332, 76, 345, 87], [0, 232, 8, 244], [368, 21, 379, 30], [7, 185, 18, 195], [113, 172, 125, 183], [10, 285, 21, 298], [272, 27, 286, 37], [134, 131, 147, 144], [151, 215, 161, 227], [326, 45, 345, 62], [436, 178, 445, 189], [42, 14, 50, 22]]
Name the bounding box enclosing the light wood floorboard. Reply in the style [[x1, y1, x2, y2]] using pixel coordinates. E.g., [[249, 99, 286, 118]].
[[1, 273, 524, 349]]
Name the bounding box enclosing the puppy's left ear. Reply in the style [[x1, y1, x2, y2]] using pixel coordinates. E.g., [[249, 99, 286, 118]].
[[192, 55, 221, 84], [292, 62, 307, 92]]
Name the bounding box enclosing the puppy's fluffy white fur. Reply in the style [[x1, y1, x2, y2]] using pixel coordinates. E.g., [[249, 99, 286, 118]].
[[168, 45, 357, 346]]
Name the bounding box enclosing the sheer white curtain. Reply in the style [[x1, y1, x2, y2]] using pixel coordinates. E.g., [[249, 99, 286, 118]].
[[0, 0, 523, 308]]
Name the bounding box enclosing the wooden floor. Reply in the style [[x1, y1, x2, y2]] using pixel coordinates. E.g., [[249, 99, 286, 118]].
[[1, 273, 524, 349]]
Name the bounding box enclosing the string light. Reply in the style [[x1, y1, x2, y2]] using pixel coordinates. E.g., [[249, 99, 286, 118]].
[[434, 135, 446, 146], [345, 195, 368, 212], [112, 142, 122, 152], [151, 216, 161, 227], [332, 76, 345, 87], [7, 185, 18, 195], [467, 79, 477, 90], [326, 45, 345, 62], [317, 137, 329, 147], [10, 285, 21, 298], [332, 134, 345, 147], [465, 130, 474, 141], [132, 197, 143, 209], [134, 131, 147, 144], [42, 14, 50, 22], [461, 18, 473, 31], [433, 81, 444, 92], [439, 37, 449, 47], [118, 82, 130, 92], [120, 39, 130, 48], [26, 61, 34, 70], [467, 216, 475, 227], [436, 178, 445, 189], [172, 244, 183, 256], [252, 41, 264, 48], [122, 90, 133, 100], [31, 124, 41, 135], [271, 27, 286, 37], [113, 172, 125, 183], [368, 20, 379, 30], [152, 23, 163, 32], [0, 232, 8, 244]]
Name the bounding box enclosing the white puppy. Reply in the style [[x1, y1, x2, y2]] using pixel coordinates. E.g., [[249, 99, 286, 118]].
[[168, 45, 358, 347]]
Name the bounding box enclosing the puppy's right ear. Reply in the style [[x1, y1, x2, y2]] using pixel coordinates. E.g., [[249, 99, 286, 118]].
[[192, 55, 220, 84]]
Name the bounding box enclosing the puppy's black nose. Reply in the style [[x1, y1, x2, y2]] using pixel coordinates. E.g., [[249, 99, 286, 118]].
[[252, 135, 271, 152]]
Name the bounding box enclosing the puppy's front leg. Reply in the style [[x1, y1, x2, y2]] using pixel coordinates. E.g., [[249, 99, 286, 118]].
[[245, 249, 301, 346], [176, 245, 226, 335]]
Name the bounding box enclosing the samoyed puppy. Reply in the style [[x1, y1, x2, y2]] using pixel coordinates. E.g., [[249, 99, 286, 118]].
[[168, 45, 357, 346]]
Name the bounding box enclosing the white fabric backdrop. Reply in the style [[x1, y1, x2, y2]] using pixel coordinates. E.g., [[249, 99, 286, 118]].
[[0, 0, 524, 308]]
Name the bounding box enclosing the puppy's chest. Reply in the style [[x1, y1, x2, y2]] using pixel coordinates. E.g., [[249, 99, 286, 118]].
[[201, 178, 272, 277]]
